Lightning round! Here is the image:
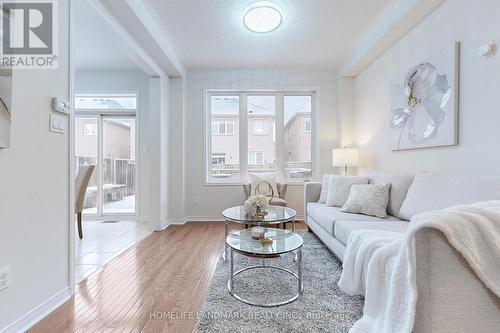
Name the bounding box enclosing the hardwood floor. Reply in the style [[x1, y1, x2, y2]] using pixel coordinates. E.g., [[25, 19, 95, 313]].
[[30, 222, 306, 333]]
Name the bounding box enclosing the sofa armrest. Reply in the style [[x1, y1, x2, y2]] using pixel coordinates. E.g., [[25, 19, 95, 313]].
[[304, 182, 322, 222], [414, 228, 500, 333]]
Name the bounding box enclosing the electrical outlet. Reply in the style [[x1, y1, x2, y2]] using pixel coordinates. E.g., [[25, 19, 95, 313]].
[[0, 266, 10, 291]]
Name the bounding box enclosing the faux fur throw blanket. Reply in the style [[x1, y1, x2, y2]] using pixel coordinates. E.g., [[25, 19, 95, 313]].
[[338, 201, 500, 333]]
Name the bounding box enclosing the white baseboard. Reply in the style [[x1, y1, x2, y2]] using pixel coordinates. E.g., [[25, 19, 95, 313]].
[[167, 219, 187, 225], [157, 216, 305, 229], [184, 216, 305, 222], [1, 287, 70, 333], [185, 216, 224, 222]]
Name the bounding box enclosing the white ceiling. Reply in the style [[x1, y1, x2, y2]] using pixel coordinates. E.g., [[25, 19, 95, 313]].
[[144, 0, 397, 70], [75, 0, 140, 70]]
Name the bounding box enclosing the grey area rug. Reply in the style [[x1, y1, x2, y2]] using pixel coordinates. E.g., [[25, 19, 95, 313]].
[[195, 231, 364, 333]]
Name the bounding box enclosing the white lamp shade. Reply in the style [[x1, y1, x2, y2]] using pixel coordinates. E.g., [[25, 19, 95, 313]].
[[332, 148, 359, 166]]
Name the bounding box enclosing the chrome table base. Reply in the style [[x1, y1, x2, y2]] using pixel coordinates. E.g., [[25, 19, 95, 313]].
[[227, 248, 303, 307]]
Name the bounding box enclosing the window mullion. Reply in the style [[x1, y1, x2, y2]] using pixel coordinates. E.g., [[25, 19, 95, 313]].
[[275, 93, 284, 180], [239, 93, 248, 182]]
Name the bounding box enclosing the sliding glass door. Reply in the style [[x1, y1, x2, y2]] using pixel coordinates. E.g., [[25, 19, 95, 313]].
[[75, 115, 136, 217], [75, 92, 138, 218], [101, 117, 136, 215]]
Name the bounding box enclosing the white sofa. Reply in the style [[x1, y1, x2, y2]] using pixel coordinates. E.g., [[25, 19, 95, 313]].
[[304, 172, 500, 332]]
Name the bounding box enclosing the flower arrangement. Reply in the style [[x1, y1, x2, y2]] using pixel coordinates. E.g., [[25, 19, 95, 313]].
[[244, 194, 270, 219]]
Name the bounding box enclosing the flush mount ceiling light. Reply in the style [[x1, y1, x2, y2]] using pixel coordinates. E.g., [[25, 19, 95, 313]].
[[243, 1, 283, 33]]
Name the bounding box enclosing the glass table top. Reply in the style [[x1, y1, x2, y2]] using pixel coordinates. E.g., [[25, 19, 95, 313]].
[[226, 228, 303, 256], [222, 205, 297, 224]]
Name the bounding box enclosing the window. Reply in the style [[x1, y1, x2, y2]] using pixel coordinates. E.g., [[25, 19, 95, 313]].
[[211, 120, 234, 135], [253, 119, 268, 135], [304, 118, 311, 133], [248, 96, 276, 174], [211, 153, 226, 165], [284, 96, 312, 179], [83, 122, 97, 136], [75, 94, 137, 110], [248, 151, 264, 165], [206, 91, 314, 183], [208, 96, 240, 182]]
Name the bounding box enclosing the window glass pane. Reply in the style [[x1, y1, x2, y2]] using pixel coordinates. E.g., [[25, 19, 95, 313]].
[[102, 117, 136, 214], [305, 118, 311, 132], [75, 94, 137, 110], [210, 96, 239, 182], [75, 117, 98, 214], [248, 96, 275, 175], [284, 96, 312, 179], [83, 122, 97, 136]]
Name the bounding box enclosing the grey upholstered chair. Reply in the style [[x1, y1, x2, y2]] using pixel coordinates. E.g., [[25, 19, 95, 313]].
[[75, 165, 95, 239]]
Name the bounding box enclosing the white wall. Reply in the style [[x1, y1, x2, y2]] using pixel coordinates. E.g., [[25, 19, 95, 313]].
[[183, 70, 338, 219], [352, 0, 500, 177], [75, 70, 151, 221], [168, 78, 186, 223], [0, 1, 70, 331]]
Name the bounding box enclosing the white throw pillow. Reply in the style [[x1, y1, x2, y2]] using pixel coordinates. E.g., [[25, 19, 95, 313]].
[[326, 175, 369, 207], [249, 173, 278, 197], [341, 183, 391, 218], [318, 174, 334, 203]]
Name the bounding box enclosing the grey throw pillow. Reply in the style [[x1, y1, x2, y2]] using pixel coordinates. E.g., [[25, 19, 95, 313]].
[[325, 175, 370, 207], [318, 174, 333, 203], [341, 183, 391, 218]]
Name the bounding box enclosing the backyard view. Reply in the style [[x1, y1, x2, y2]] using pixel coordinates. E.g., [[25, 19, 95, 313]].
[[75, 117, 136, 215], [209, 94, 312, 182]]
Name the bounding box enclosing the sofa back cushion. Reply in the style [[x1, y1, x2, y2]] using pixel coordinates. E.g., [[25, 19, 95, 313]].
[[398, 172, 500, 220], [364, 171, 415, 219], [326, 175, 369, 207]]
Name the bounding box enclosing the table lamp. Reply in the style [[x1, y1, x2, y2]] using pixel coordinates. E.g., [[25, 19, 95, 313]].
[[332, 148, 359, 175]]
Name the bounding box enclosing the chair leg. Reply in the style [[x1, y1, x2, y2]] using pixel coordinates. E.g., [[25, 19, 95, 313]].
[[77, 213, 83, 239]]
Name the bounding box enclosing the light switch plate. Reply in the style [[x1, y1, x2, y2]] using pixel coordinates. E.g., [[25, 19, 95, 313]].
[[49, 114, 65, 134], [51, 97, 71, 115]]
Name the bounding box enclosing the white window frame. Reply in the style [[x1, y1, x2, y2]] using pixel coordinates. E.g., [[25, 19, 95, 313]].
[[205, 90, 317, 185], [75, 93, 138, 111]]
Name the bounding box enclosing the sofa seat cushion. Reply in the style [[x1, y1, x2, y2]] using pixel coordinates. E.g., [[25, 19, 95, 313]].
[[307, 202, 400, 234], [334, 220, 409, 245]]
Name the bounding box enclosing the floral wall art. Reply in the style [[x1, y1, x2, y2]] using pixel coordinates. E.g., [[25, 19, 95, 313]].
[[0, 69, 12, 149], [389, 42, 459, 150]]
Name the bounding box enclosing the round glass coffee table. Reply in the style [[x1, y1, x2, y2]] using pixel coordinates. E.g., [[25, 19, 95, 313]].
[[226, 228, 304, 307], [222, 205, 297, 260]]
